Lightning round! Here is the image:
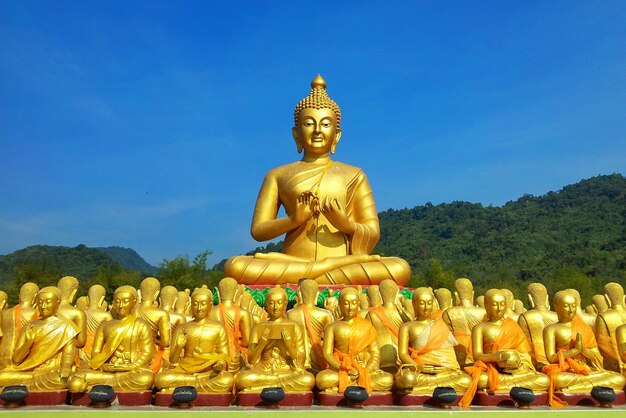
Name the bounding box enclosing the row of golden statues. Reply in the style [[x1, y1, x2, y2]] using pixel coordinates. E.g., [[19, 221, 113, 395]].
[[0, 276, 625, 407]]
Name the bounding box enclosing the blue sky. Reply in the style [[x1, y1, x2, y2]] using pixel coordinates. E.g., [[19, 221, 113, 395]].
[[1, 1, 625, 266]]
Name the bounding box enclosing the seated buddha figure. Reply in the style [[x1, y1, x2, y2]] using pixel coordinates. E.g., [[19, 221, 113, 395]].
[[395, 287, 470, 394], [224, 75, 410, 286], [0, 286, 79, 391], [518, 283, 557, 369], [316, 287, 394, 393], [617, 323, 626, 376], [68, 286, 154, 393], [458, 289, 549, 408], [542, 289, 625, 407], [0, 282, 39, 369], [595, 282, 626, 373], [235, 287, 315, 392], [136, 277, 171, 372], [155, 286, 233, 393]]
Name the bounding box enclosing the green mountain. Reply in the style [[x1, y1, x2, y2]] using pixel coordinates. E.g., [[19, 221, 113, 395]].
[[95, 246, 159, 275]]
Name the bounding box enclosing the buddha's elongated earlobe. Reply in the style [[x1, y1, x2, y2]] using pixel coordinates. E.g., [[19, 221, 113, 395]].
[[331, 129, 342, 154], [292, 127, 303, 153]]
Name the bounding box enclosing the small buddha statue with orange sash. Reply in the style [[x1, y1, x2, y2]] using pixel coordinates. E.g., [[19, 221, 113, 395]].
[[135, 277, 170, 373], [433, 288, 452, 320], [57, 276, 87, 350], [316, 287, 393, 393], [542, 289, 625, 407], [366, 279, 409, 373], [0, 282, 39, 369], [210, 277, 252, 371], [395, 287, 470, 394], [287, 279, 333, 374], [155, 286, 233, 393], [458, 289, 549, 408], [616, 323, 626, 376], [68, 286, 154, 393], [518, 283, 557, 370]]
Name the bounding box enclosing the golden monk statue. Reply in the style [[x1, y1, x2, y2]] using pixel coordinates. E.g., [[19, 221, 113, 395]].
[[57, 276, 87, 350], [570, 289, 596, 328], [136, 277, 170, 372], [224, 75, 410, 286], [316, 287, 393, 393], [501, 289, 519, 322], [211, 277, 252, 371], [80, 285, 112, 364], [236, 285, 268, 325], [365, 280, 408, 373], [176, 290, 193, 322], [0, 282, 39, 369], [359, 285, 381, 318], [616, 323, 626, 376], [155, 286, 233, 393], [395, 287, 470, 394], [433, 288, 452, 320], [442, 278, 485, 367], [68, 286, 154, 393], [542, 289, 625, 407], [595, 282, 626, 373], [0, 286, 78, 391], [518, 283, 557, 369], [287, 279, 333, 374], [458, 289, 549, 408], [160, 285, 188, 331], [75, 296, 89, 310], [235, 287, 315, 392]]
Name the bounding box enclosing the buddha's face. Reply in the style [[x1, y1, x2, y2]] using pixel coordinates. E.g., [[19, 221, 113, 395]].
[[340, 292, 360, 319], [266, 292, 287, 320], [485, 293, 506, 321], [413, 292, 434, 319], [293, 108, 342, 156], [113, 292, 136, 317], [555, 294, 577, 322], [37, 292, 60, 319], [191, 295, 211, 320]]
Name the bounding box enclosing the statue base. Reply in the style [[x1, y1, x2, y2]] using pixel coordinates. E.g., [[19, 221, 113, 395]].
[[71, 391, 152, 406], [473, 392, 548, 407], [317, 392, 393, 406], [0, 391, 68, 406], [236, 391, 313, 407], [394, 393, 461, 407], [155, 392, 233, 407], [555, 391, 625, 407]]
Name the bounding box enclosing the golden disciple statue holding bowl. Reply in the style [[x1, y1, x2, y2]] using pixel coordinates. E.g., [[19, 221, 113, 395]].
[[225, 75, 410, 286]]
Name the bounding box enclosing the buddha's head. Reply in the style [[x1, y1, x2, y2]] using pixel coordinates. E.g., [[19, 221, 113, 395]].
[[88, 284, 107, 309], [527, 283, 549, 309], [412, 287, 434, 320], [298, 279, 319, 305], [592, 294, 609, 313], [554, 290, 578, 323], [139, 277, 160, 303], [292, 75, 342, 157], [75, 296, 88, 310], [454, 278, 474, 304], [191, 285, 213, 320], [176, 290, 191, 313], [36, 286, 62, 319], [0, 290, 8, 310], [19, 282, 39, 305], [266, 286, 288, 320], [604, 282, 625, 308], [379, 279, 399, 304], [160, 285, 179, 309], [366, 285, 382, 307], [484, 289, 506, 321], [218, 277, 238, 302], [113, 286, 138, 318], [434, 288, 452, 310], [339, 287, 360, 319], [475, 295, 485, 308], [501, 289, 515, 312], [58, 276, 79, 303]]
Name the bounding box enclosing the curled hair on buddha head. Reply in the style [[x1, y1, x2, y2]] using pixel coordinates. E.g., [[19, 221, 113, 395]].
[[413, 287, 434, 300], [604, 282, 625, 307], [266, 285, 287, 302], [298, 279, 319, 304], [379, 279, 399, 304], [88, 284, 106, 308], [19, 282, 39, 303], [434, 288, 452, 309], [484, 288, 504, 305], [527, 283, 548, 308], [339, 286, 359, 303], [294, 75, 342, 128], [140, 277, 160, 302], [554, 289, 577, 307], [366, 285, 382, 306], [592, 294, 609, 313], [38, 286, 62, 301], [192, 285, 213, 300], [454, 278, 474, 301], [160, 285, 178, 306], [218, 277, 238, 301], [57, 276, 79, 301]]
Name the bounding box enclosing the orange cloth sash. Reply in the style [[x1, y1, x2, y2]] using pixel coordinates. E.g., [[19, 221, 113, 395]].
[[218, 304, 248, 364], [370, 306, 399, 344], [333, 317, 377, 393], [542, 315, 595, 407], [408, 319, 450, 366], [459, 318, 530, 408], [301, 304, 327, 369]]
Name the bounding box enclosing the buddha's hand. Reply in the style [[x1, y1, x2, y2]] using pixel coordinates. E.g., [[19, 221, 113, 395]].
[[573, 333, 583, 355], [258, 327, 272, 348], [60, 366, 72, 380], [348, 368, 359, 378], [496, 351, 511, 362], [176, 332, 187, 348], [281, 329, 292, 344], [213, 360, 227, 373], [291, 191, 316, 225], [23, 324, 36, 344], [321, 197, 355, 234]]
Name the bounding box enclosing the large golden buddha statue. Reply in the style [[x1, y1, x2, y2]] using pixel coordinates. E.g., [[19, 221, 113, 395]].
[[0, 286, 79, 391], [224, 75, 410, 286], [155, 286, 233, 393]]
